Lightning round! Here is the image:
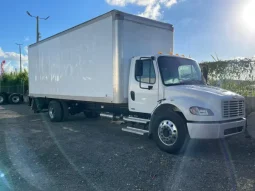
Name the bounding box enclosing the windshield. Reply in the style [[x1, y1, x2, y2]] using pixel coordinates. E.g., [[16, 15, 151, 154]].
[[158, 56, 204, 86]]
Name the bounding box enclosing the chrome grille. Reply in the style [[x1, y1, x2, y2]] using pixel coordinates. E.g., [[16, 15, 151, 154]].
[[222, 100, 245, 118]]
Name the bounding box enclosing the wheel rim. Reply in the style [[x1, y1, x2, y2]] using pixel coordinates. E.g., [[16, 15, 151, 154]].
[[158, 120, 178, 146], [12, 96, 20, 103], [0, 96, 4, 103], [49, 107, 55, 119]]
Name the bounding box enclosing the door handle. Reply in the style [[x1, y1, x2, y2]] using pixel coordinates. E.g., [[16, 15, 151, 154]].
[[131, 91, 135, 101]]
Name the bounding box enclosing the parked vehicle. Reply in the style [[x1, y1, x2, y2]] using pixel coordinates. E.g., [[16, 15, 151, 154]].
[[0, 82, 27, 105], [28, 10, 246, 153]]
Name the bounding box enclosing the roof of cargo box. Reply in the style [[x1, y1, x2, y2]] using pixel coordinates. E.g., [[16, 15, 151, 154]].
[[29, 10, 174, 48]]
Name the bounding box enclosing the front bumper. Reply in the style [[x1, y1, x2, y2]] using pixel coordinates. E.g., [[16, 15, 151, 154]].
[[187, 118, 246, 139]]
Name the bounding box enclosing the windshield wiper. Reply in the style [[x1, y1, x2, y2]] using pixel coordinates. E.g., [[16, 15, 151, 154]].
[[165, 80, 204, 86], [179, 79, 204, 85]]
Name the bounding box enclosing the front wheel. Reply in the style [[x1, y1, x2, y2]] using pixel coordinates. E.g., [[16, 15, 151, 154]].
[[152, 112, 188, 154]]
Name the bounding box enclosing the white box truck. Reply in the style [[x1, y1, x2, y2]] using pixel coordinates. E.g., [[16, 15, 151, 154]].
[[28, 10, 246, 153]]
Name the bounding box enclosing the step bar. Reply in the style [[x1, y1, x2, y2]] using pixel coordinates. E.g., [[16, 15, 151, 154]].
[[100, 113, 122, 120], [122, 126, 149, 135], [100, 113, 113, 119], [123, 116, 150, 124]]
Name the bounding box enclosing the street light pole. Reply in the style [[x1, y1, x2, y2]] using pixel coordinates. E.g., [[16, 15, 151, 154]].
[[16, 43, 23, 73], [26, 11, 50, 43]]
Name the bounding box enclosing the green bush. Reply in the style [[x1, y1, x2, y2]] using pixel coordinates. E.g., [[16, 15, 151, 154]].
[[200, 58, 255, 96], [1, 71, 28, 86], [0, 71, 28, 93]]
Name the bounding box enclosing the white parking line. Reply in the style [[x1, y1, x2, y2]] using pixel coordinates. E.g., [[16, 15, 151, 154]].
[[63, 127, 79, 133]]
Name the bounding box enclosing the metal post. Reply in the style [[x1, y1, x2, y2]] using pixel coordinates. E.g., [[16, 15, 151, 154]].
[[19, 45, 22, 72], [36, 16, 39, 42], [16, 43, 23, 73]]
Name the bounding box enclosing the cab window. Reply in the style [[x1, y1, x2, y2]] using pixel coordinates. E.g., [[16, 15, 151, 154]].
[[135, 59, 156, 84]]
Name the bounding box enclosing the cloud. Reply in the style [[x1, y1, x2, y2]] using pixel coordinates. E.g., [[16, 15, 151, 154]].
[[0, 47, 28, 73], [106, 0, 179, 20], [161, 0, 177, 7], [0, 47, 28, 62], [24, 46, 28, 54], [24, 36, 30, 42], [1, 61, 28, 74], [3, 61, 15, 73], [139, 3, 162, 20]]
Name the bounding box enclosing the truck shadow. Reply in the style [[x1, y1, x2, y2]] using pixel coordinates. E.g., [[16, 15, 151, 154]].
[[181, 136, 255, 162]]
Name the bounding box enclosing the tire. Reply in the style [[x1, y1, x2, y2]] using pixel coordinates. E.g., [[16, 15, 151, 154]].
[[0, 93, 7, 105], [48, 101, 63, 122], [152, 111, 188, 154], [28, 97, 32, 106], [31, 98, 40, 113], [8, 94, 21, 104], [60, 101, 69, 121], [84, 111, 100, 119]]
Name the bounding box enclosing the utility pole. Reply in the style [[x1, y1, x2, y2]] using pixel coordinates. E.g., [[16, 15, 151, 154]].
[[36, 16, 39, 42], [16, 43, 23, 73], [26, 11, 50, 43]]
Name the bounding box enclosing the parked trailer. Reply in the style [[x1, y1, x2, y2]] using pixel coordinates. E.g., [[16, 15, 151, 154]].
[[0, 81, 27, 105], [28, 10, 246, 153]]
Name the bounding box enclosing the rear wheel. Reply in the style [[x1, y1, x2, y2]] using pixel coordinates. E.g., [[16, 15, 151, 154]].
[[60, 101, 69, 121], [8, 94, 21, 104], [48, 101, 63, 122], [0, 93, 7, 105], [152, 112, 188, 154], [28, 97, 32, 106]]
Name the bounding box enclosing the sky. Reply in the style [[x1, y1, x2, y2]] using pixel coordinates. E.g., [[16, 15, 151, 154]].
[[0, 0, 255, 73]]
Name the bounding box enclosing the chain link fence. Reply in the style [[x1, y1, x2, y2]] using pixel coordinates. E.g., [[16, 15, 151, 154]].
[[0, 81, 28, 95]]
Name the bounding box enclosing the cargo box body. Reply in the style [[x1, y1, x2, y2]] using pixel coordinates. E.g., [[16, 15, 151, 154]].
[[29, 10, 173, 104]]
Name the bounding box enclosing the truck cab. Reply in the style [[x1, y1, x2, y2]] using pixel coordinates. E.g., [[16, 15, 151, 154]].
[[128, 54, 246, 153]]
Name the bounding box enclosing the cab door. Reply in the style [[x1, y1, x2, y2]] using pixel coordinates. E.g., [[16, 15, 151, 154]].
[[128, 58, 159, 114]]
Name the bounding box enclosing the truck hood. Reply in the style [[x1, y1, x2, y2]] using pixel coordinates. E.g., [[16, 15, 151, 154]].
[[165, 85, 244, 101], [163, 85, 244, 121]]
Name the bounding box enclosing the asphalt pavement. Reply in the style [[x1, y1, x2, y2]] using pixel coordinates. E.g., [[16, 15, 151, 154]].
[[0, 104, 254, 191], [247, 112, 255, 139]]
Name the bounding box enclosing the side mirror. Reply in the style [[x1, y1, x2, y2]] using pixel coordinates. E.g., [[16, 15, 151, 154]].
[[202, 66, 208, 82], [135, 60, 143, 76], [200, 64, 208, 83]]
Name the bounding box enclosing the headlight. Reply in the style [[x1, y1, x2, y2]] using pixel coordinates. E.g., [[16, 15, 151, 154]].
[[189, 106, 214, 116]]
